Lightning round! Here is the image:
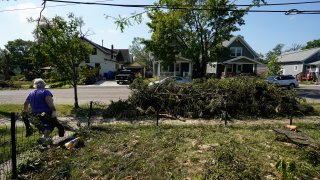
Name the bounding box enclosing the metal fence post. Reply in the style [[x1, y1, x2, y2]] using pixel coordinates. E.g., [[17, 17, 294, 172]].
[[10, 112, 17, 179], [156, 110, 159, 126], [88, 101, 93, 127]]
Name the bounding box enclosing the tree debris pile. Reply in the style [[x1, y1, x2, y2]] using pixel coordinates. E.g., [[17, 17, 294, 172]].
[[104, 76, 314, 120]]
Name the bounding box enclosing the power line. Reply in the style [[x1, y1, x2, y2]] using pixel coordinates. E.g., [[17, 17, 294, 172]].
[[45, 0, 320, 7], [43, 0, 320, 14], [1, 0, 320, 14], [0, 0, 112, 13], [0, 4, 77, 13]]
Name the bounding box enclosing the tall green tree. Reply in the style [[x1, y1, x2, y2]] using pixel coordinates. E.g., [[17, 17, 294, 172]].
[[0, 49, 11, 80], [303, 38, 320, 49], [267, 54, 282, 75], [33, 13, 92, 108], [129, 37, 152, 71], [4, 39, 34, 75], [265, 44, 284, 62], [142, 0, 247, 78]]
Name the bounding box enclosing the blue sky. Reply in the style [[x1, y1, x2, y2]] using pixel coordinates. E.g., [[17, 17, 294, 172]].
[[0, 0, 319, 55]]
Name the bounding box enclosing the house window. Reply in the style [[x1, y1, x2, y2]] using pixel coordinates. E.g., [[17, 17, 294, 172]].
[[92, 48, 97, 55], [95, 63, 100, 68], [230, 47, 242, 57], [294, 65, 298, 71]]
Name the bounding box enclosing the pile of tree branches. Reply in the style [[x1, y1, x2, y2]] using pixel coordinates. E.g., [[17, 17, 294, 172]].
[[104, 76, 314, 120]]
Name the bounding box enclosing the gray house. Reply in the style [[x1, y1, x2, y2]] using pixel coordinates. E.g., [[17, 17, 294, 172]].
[[277, 47, 320, 79], [207, 35, 261, 78]]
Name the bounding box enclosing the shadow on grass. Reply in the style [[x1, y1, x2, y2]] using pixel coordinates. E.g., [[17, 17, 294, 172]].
[[0, 111, 10, 118]]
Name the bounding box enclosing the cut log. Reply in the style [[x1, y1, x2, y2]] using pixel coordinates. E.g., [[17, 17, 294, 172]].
[[274, 128, 319, 149]]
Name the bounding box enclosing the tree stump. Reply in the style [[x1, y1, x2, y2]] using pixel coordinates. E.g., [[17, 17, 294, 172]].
[[273, 128, 319, 149]]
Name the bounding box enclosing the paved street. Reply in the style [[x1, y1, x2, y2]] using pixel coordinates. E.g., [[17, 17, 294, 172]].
[[0, 81, 319, 105], [0, 81, 131, 105], [297, 85, 320, 103]]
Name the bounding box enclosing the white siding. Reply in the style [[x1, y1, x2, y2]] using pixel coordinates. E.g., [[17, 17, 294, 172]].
[[281, 64, 303, 76], [80, 48, 116, 76]]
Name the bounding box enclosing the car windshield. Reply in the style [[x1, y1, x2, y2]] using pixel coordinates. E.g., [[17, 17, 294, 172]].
[[266, 76, 276, 81]]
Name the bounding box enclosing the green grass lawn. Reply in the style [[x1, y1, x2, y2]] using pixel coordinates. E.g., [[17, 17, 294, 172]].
[[0, 125, 43, 164], [16, 123, 320, 179]]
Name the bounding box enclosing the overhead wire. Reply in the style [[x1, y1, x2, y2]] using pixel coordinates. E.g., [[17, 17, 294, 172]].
[[1, 0, 320, 14], [43, 0, 320, 15]]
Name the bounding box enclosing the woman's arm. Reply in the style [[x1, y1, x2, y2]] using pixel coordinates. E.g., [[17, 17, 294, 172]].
[[23, 99, 30, 112], [45, 96, 57, 117]]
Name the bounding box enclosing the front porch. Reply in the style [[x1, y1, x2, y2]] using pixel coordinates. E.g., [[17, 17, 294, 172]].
[[153, 56, 193, 78], [219, 56, 261, 78]]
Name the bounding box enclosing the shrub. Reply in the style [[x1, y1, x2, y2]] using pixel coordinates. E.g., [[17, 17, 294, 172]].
[[49, 81, 66, 88], [103, 100, 135, 119], [0, 80, 21, 88]]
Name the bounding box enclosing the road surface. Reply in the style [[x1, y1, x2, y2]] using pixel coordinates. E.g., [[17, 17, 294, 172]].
[[0, 82, 131, 105], [0, 82, 318, 105]]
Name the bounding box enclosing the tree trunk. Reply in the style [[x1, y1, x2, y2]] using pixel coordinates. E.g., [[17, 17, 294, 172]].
[[73, 81, 79, 108], [4, 54, 10, 80]]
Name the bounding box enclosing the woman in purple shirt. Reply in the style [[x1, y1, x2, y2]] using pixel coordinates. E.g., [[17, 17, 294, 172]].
[[23, 78, 64, 145]]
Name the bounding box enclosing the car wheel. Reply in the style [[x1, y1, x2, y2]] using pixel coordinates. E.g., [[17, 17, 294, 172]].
[[288, 83, 295, 90]]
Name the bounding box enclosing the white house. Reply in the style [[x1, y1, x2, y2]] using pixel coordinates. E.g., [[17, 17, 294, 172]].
[[81, 37, 117, 77]]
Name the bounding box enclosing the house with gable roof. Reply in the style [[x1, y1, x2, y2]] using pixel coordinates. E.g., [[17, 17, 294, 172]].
[[277, 47, 320, 80], [152, 35, 261, 79], [207, 35, 262, 78], [80, 37, 133, 78]]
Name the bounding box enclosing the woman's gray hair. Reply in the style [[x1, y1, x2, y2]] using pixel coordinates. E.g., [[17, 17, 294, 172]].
[[33, 78, 46, 89]]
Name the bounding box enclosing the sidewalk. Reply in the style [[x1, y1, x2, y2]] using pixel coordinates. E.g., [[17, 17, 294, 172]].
[[78, 80, 128, 87], [299, 83, 320, 87]]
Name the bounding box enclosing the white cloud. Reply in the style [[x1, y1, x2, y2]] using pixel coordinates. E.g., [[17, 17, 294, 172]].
[[7, 3, 46, 24]]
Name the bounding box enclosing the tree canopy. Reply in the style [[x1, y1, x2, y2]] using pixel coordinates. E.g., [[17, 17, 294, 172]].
[[265, 44, 284, 62], [303, 38, 320, 49], [4, 39, 35, 76], [129, 37, 152, 71], [142, 0, 247, 78], [267, 54, 282, 75], [33, 13, 92, 108]]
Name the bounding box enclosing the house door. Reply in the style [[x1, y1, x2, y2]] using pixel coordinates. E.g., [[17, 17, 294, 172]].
[[236, 64, 243, 74]]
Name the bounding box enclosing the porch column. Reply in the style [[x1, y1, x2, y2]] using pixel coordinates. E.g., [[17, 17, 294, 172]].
[[253, 64, 256, 74], [189, 63, 192, 77], [223, 64, 227, 77], [174, 63, 176, 76], [157, 61, 161, 77], [153, 61, 156, 76]]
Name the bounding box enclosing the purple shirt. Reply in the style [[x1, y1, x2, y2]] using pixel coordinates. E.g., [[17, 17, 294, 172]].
[[26, 89, 53, 113]]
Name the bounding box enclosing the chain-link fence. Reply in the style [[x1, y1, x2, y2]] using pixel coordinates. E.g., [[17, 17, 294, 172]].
[[0, 112, 66, 179]]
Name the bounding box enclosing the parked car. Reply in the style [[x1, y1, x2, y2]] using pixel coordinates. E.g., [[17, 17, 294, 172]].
[[148, 76, 191, 86], [115, 69, 135, 84], [266, 75, 299, 90]]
